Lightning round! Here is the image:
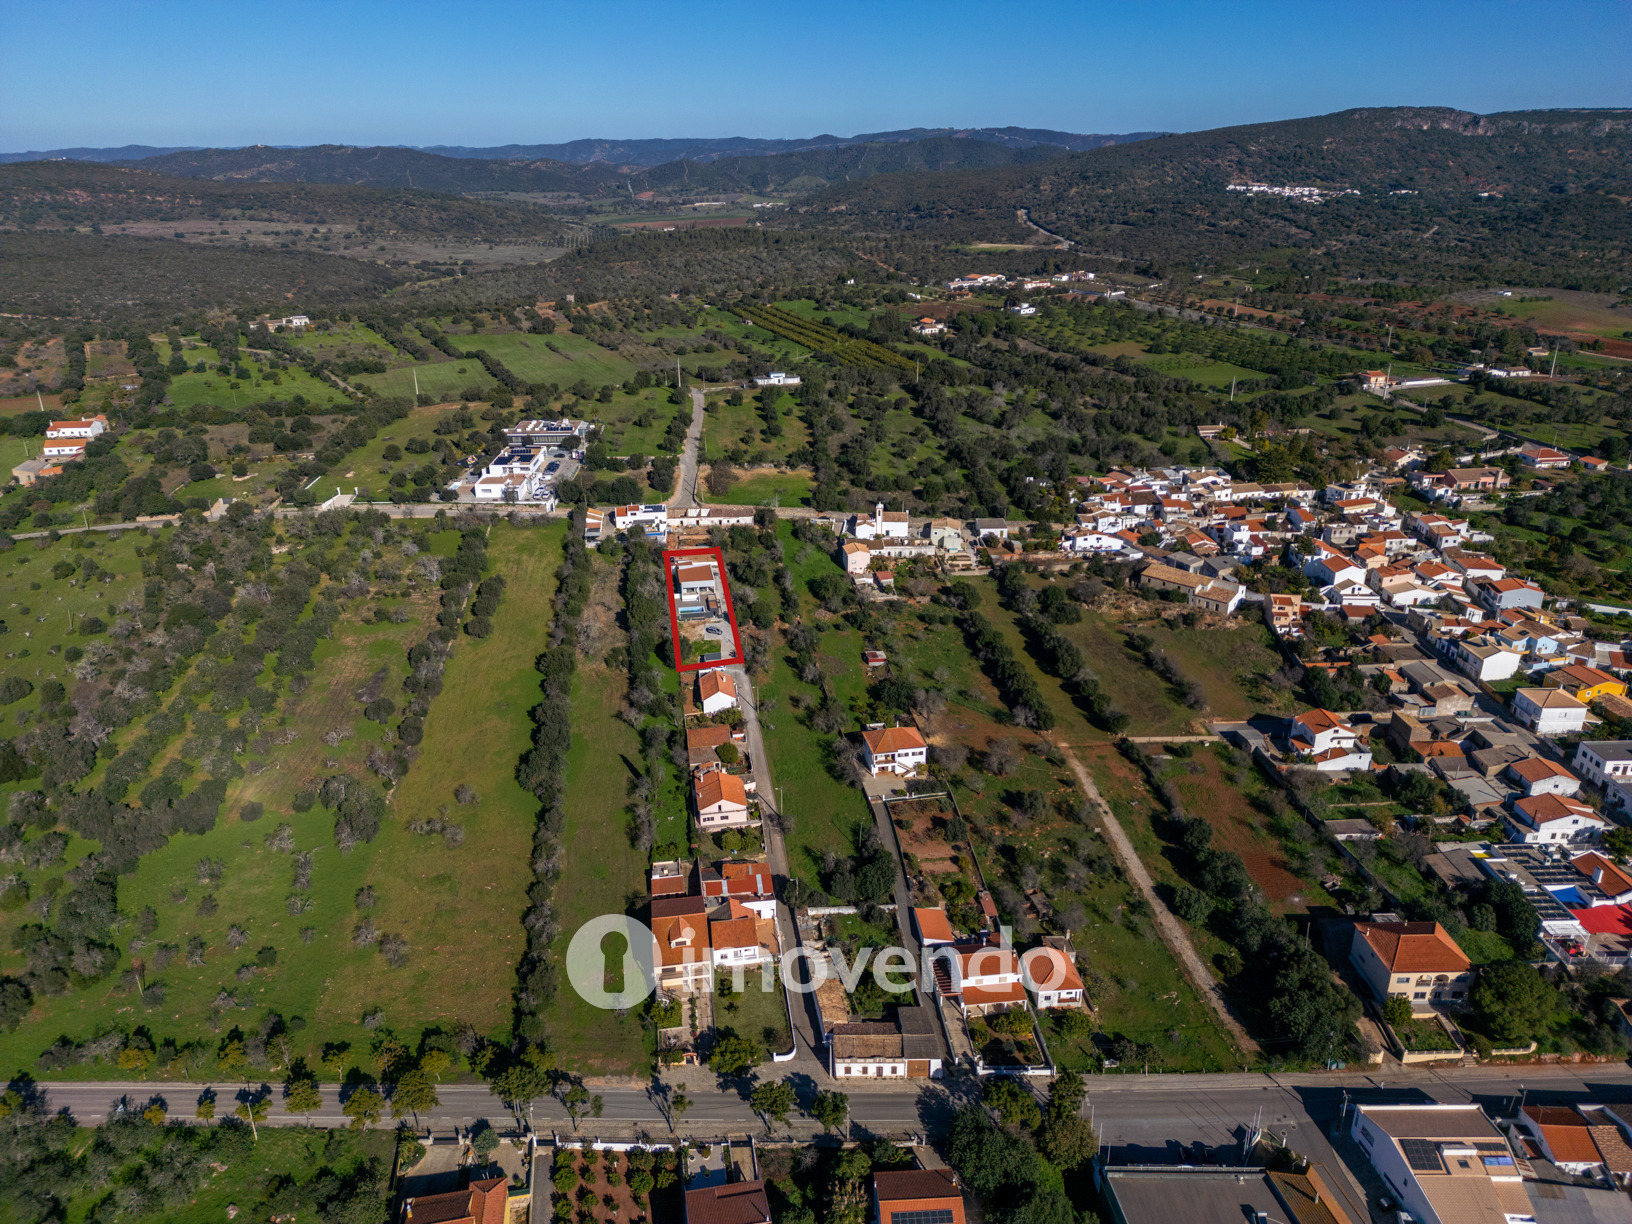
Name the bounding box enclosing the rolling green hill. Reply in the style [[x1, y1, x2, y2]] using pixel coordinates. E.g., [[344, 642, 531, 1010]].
[[0, 161, 568, 242], [798, 106, 1632, 285], [124, 143, 622, 194], [120, 136, 1079, 198]]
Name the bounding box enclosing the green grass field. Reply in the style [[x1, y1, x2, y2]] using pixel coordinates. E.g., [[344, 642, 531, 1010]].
[[284, 322, 398, 358], [758, 525, 875, 886], [0, 531, 149, 726], [156, 342, 343, 412], [1137, 353, 1270, 386], [702, 395, 811, 465], [1490, 293, 1631, 339], [61, 1125, 395, 1224], [537, 660, 653, 1073], [701, 472, 812, 507], [715, 968, 794, 1058], [775, 299, 871, 329], [0, 524, 559, 1078], [596, 386, 690, 456], [535, 553, 655, 1075]]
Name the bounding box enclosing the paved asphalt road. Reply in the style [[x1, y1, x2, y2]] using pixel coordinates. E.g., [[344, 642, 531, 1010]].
[[39, 1062, 1632, 1139]]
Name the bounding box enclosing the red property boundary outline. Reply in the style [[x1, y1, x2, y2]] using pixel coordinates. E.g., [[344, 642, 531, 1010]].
[[663, 547, 746, 672]]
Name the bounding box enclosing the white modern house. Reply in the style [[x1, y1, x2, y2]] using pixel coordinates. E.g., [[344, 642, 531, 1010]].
[[1574, 741, 1632, 790], [1506, 793, 1607, 844], [693, 771, 753, 828], [933, 940, 1028, 1017], [752, 372, 800, 387], [1503, 757, 1582, 798], [1021, 941, 1086, 1010], [507, 418, 590, 449], [1348, 1104, 1531, 1224], [45, 414, 108, 440], [697, 669, 738, 715], [674, 560, 719, 597], [1512, 687, 1589, 737], [1285, 709, 1373, 771], [1453, 637, 1523, 684], [859, 724, 927, 776]]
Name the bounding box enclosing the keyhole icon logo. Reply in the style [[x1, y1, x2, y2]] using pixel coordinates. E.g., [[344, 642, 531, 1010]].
[[565, 914, 657, 1010]]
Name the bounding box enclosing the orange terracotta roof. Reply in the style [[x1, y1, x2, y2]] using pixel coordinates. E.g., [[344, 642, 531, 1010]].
[[651, 913, 710, 966], [956, 942, 1020, 979], [1508, 757, 1575, 783], [1572, 852, 1632, 897], [1355, 921, 1470, 973], [1515, 793, 1599, 825], [861, 725, 926, 754], [699, 670, 737, 701], [684, 1181, 771, 1224], [720, 861, 773, 893], [913, 907, 955, 943], [711, 915, 759, 951], [1524, 1106, 1603, 1165], [696, 771, 748, 810], [687, 724, 732, 750], [1554, 664, 1620, 689], [1021, 945, 1084, 994], [1294, 708, 1345, 733], [960, 980, 1029, 1008]]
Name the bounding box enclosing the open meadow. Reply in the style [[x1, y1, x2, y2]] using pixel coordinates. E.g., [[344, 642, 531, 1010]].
[[0, 520, 559, 1078]]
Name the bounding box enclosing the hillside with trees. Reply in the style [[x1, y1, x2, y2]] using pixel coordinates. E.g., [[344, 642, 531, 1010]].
[[798, 106, 1632, 286]]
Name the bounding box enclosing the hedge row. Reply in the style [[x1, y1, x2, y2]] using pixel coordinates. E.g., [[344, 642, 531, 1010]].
[[960, 611, 1056, 731], [512, 524, 592, 1040]]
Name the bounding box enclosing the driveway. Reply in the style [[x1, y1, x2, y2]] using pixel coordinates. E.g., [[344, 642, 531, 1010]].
[[721, 662, 828, 1076], [671, 386, 706, 508]]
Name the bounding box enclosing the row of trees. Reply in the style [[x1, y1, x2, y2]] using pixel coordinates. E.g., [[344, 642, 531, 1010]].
[[512, 525, 592, 1038], [1123, 740, 1362, 1063]]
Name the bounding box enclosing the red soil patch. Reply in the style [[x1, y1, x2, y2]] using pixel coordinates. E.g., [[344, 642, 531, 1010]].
[[1198, 299, 1292, 323], [0, 393, 60, 415], [1167, 758, 1305, 904], [892, 798, 962, 870]]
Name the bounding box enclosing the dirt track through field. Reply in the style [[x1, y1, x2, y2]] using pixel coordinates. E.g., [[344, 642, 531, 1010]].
[[1053, 740, 1261, 1057]]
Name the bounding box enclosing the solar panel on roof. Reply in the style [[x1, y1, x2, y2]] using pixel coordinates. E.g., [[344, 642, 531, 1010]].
[[1401, 1138, 1445, 1172], [890, 1212, 954, 1224]]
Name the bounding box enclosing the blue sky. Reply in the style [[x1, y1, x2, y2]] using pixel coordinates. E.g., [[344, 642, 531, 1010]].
[[3, 0, 1628, 151]]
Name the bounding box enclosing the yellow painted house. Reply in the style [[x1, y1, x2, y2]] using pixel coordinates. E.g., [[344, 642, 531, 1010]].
[[1545, 663, 1628, 703]]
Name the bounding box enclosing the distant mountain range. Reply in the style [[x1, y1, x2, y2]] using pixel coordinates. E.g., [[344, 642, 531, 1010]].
[[0, 143, 206, 164], [801, 106, 1632, 288], [0, 127, 1160, 171], [412, 127, 1165, 164], [105, 134, 1100, 195]]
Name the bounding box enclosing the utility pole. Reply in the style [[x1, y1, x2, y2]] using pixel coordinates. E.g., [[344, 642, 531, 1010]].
[[1549, 346, 1558, 380]]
